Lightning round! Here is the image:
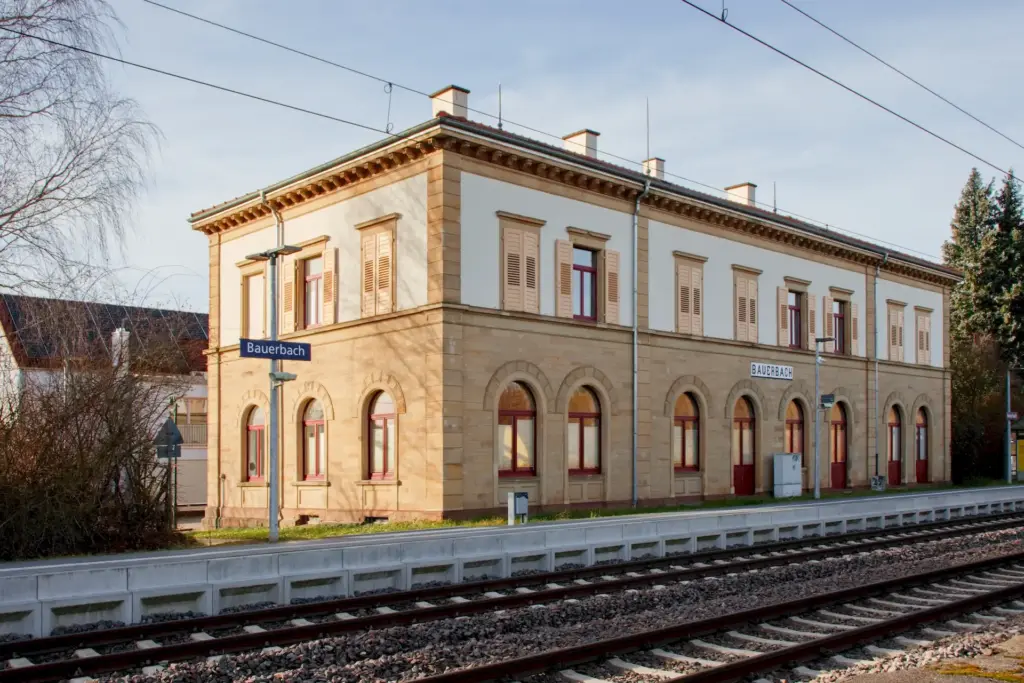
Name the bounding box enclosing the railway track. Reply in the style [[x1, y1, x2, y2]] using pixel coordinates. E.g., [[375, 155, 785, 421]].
[[413, 551, 1024, 683], [0, 512, 1021, 682]]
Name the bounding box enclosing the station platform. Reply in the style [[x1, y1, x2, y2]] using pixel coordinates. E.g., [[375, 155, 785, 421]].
[[1, 486, 1022, 637]]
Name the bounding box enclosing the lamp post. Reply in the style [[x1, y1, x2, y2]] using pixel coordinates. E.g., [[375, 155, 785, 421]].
[[813, 336, 834, 500], [245, 244, 300, 542]]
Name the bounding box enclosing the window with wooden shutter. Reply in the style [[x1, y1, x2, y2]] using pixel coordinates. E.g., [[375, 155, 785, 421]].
[[502, 226, 525, 311], [604, 249, 621, 325], [691, 266, 703, 336], [851, 303, 860, 356], [806, 293, 816, 351], [497, 212, 544, 315], [282, 259, 296, 334], [355, 214, 400, 319], [677, 261, 692, 334], [915, 309, 932, 365], [322, 247, 337, 326], [360, 233, 376, 317], [747, 276, 758, 342], [375, 230, 393, 315], [555, 239, 573, 318], [897, 308, 905, 359], [823, 295, 834, 352], [736, 276, 748, 342], [239, 261, 267, 339], [674, 251, 706, 337], [523, 230, 540, 314], [777, 286, 789, 347]]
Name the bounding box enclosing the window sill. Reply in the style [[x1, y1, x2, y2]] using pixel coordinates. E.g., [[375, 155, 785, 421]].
[[674, 468, 701, 476], [568, 470, 602, 477], [294, 480, 329, 487], [357, 479, 401, 487], [499, 471, 536, 479], [240, 481, 267, 488]]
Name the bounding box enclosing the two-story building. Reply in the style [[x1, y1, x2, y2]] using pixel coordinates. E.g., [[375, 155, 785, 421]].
[[192, 86, 957, 526]]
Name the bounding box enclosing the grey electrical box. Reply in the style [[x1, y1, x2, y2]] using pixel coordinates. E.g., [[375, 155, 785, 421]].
[[507, 491, 528, 525]]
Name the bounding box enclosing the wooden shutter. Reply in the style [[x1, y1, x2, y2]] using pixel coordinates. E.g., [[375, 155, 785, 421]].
[[604, 249, 621, 325], [851, 303, 860, 355], [523, 230, 540, 314], [361, 233, 376, 317], [924, 315, 931, 362], [777, 286, 789, 346], [897, 308, 905, 361], [282, 259, 296, 334], [735, 276, 748, 342], [747, 277, 758, 343], [888, 308, 897, 361], [823, 296, 834, 352], [806, 292, 817, 351], [502, 227, 524, 311], [677, 261, 692, 334], [322, 247, 337, 326], [691, 266, 703, 336], [555, 239, 573, 318], [376, 231, 393, 315]]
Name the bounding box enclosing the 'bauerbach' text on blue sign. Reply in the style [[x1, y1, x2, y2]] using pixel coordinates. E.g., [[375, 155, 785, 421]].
[[239, 338, 312, 361]]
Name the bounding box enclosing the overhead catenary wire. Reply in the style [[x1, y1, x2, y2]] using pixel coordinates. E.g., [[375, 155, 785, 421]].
[[136, 0, 948, 263], [777, 0, 1024, 153], [676, 0, 1019, 185]]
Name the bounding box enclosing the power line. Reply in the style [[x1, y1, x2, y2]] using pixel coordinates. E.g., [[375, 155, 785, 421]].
[[0, 27, 394, 138], [135, 1, 946, 262], [777, 0, 1024, 153], [677, 0, 1018, 184]]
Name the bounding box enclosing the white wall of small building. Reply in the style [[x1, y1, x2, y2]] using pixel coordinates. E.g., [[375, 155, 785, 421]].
[[875, 278, 944, 366], [460, 172, 634, 322], [218, 173, 428, 347]]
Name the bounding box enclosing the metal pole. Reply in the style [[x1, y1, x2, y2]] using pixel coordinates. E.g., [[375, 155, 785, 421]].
[[813, 341, 821, 500], [1007, 368, 1013, 484], [268, 255, 280, 543]]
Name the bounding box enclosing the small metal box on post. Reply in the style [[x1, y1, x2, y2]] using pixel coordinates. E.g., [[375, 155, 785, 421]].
[[507, 492, 529, 525]]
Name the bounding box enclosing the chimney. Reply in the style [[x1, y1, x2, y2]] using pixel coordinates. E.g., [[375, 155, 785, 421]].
[[642, 157, 665, 180], [430, 85, 470, 118], [563, 129, 599, 158], [112, 327, 130, 369], [725, 182, 757, 207]]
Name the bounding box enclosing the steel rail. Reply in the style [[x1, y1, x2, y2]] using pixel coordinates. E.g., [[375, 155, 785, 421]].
[[0, 514, 1019, 681], [410, 551, 1024, 683], [1, 510, 1017, 664]]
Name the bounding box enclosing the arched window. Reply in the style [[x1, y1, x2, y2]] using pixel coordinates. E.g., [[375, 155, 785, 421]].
[[302, 400, 325, 480], [369, 392, 396, 479], [732, 397, 756, 495], [498, 382, 536, 476], [568, 386, 601, 474], [673, 392, 700, 471], [784, 401, 804, 461], [888, 406, 902, 485], [245, 406, 265, 482], [915, 408, 928, 483], [830, 403, 848, 489]]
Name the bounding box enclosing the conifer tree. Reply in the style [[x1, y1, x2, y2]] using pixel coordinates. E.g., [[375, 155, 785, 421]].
[[942, 168, 993, 337], [977, 171, 1024, 365]]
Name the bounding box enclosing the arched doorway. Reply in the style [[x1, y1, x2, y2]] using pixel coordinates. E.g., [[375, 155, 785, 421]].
[[829, 404, 847, 489], [732, 397, 756, 495], [915, 408, 928, 483], [888, 406, 902, 485]]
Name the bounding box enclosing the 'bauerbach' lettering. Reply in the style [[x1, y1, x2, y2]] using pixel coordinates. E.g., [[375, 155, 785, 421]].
[[246, 341, 308, 358]]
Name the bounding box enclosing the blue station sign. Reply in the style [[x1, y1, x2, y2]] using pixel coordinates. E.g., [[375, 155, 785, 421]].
[[239, 338, 312, 361]]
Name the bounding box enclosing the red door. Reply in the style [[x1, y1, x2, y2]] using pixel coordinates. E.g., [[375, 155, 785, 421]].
[[915, 459, 928, 483], [830, 462, 847, 489], [915, 416, 929, 484], [734, 464, 755, 496], [888, 460, 902, 486]]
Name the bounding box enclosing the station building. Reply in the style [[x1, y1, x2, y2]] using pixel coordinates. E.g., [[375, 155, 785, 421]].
[[192, 86, 957, 526]]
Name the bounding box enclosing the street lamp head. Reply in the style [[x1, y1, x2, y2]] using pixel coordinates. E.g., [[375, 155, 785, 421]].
[[244, 245, 301, 261], [244, 252, 270, 262], [815, 336, 835, 343]]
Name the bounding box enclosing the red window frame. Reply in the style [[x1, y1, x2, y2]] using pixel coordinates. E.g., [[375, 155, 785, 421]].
[[303, 416, 325, 480], [304, 257, 323, 328], [785, 413, 803, 457], [888, 413, 902, 462], [369, 396, 396, 480], [831, 408, 847, 463], [787, 291, 802, 348], [572, 247, 598, 322], [733, 416, 755, 464], [498, 407, 536, 477], [674, 415, 699, 471], [568, 391, 601, 474], [915, 411, 928, 462], [833, 300, 846, 355], [246, 423, 264, 482]]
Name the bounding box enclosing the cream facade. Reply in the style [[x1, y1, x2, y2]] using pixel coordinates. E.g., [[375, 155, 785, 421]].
[[194, 88, 957, 526]]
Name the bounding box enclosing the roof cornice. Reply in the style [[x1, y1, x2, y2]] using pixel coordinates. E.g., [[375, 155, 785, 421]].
[[190, 117, 959, 287]]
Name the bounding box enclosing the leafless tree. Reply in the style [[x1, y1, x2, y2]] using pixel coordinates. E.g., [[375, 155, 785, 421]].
[[0, 0, 154, 291]]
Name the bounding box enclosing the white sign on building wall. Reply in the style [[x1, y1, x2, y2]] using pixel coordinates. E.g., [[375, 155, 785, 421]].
[[750, 362, 793, 381]]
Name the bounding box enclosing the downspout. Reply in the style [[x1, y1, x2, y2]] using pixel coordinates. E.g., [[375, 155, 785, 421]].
[[873, 251, 889, 479], [632, 179, 651, 508]]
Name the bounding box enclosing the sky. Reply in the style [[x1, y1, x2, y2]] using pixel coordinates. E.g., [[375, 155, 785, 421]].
[[98, 0, 1024, 312]]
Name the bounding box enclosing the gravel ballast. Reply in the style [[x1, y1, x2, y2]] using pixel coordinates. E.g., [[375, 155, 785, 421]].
[[97, 528, 1024, 683]]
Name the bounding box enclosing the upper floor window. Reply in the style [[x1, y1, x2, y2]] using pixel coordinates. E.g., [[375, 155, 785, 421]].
[[358, 217, 397, 318], [498, 382, 536, 476], [915, 309, 933, 365], [675, 253, 705, 336], [243, 272, 265, 339], [499, 212, 542, 314], [787, 291, 803, 349], [887, 301, 906, 362], [303, 256, 323, 328], [734, 268, 759, 343], [832, 300, 846, 354], [572, 247, 597, 321]]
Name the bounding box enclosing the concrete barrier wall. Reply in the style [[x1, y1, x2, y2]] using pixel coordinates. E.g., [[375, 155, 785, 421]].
[[2, 487, 1022, 637]]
